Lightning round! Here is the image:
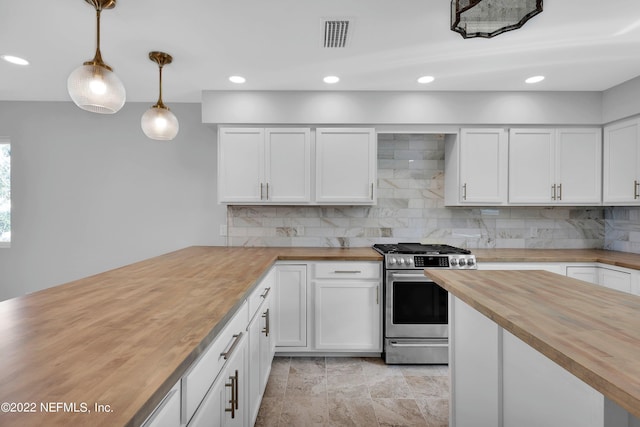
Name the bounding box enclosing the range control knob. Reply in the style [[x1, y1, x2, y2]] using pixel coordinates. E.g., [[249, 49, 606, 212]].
[[389, 257, 397, 266], [466, 257, 475, 267], [398, 257, 405, 265], [458, 258, 467, 267], [450, 258, 459, 266], [407, 257, 414, 265]]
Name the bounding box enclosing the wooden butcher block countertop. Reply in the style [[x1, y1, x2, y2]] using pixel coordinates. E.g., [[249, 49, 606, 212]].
[[474, 248, 640, 270], [426, 269, 640, 419], [0, 246, 381, 427]]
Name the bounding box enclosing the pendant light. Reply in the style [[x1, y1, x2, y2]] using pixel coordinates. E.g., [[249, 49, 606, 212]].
[[67, 0, 125, 114], [141, 52, 179, 141]]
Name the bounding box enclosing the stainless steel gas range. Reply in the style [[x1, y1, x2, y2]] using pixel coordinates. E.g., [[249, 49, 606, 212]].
[[372, 243, 477, 364]]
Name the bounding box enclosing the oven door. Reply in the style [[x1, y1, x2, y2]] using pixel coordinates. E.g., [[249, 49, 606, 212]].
[[385, 270, 448, 339]]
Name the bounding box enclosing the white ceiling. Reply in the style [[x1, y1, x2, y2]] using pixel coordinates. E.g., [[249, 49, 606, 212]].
[[2, 0, 640, 103]]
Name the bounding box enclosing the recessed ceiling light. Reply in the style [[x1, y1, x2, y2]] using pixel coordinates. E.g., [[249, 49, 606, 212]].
[[525, 75, 545, 84], [417, 75, 435, 84], [323, 75, 340, 84], [229, 75, 246, 84], [1, 55, 29, 66]]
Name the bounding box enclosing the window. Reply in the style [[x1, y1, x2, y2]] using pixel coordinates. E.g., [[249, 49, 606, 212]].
[[0, 139, 10, 247]]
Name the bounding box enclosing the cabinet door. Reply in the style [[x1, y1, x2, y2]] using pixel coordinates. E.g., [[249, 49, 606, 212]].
[[314, 281, 381, 351], [218, 128, 265, 203], [599, 268, 632, 293], [265, 128, 311, 203], [315, 128, 376, 204], [502, 330, 604, 427], [555, 128, 602, 204], [566, 266, 599, 285], [509, 128, 555, 204], [603, 118, 640, 204], [259, 296, 274, 392], [141, 381, 181, 427], [275, 264, 307, 347], [247, 310, 262, 426], [459, 128, 507, 204], [222, 333, 247, 427], [188, 373, 224, 427], [450, 296, 500, 427]]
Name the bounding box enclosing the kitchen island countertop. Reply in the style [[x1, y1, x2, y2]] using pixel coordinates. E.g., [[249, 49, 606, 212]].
[[426, 268, 640, 419], [0, 246, 381, 427]]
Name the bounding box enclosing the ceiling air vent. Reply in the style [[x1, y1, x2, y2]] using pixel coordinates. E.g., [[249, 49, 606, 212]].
[[322, 19, 351, 48]]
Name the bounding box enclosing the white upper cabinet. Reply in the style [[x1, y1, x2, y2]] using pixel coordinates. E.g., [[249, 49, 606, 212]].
[[218, 127, 311, 204], [315, 128, 377, 205], [555, 128, 602, 204], [509, 128, 602, 205], [603, 118, 640, 205], [218, 128, 265, 203], [265, 128, 312, 203], [445, 128, 508, 205]]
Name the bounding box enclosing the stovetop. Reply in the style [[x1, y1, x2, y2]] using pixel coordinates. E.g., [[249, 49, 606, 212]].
[[373, 243, 472, 255]]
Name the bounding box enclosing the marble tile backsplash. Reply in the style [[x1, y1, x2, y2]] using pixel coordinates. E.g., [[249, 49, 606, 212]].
[[604, 207, 640, 254], [227, 134, 605, 249]]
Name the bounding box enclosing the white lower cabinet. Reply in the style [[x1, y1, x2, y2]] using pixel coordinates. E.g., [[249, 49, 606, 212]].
[[275, 261, 383, 353], [141, 381, 181, 427], [247, 270, 276, 426], [566, 264, 633, 293], [275, 264, 308, 347], [450, 296, 638, 427], [313, 280, 381, 351], [189, 331, 247, 427]]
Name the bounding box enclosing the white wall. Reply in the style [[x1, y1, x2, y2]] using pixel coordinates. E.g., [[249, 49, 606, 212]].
[[0, 101, 226, 301], [602, 75, 640, 124], [202, 90, 603, 125]]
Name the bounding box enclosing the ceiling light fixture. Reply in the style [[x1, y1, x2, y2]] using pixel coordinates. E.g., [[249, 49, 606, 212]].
[[141, 51, 179, 141], [67, 0, 125, 114], [525, 75, 545, 84], [451, 0, 543, 39], [229, 76, 246, 84], [1, 55, 29, 66], [323, 75, 340, 84], [417, 76, 435, 84]]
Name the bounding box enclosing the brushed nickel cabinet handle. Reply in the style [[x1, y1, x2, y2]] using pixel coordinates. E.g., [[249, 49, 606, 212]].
[[266, 183, 269, 200], [262, 308, 270, 336], [551, 184, 557, 200], [220, 332, 243, 360], [558, 183, 562, 200], [371, 183, 374, 200], [224, 373, 235, 418], [233, 369, 239, 411], [635, 180, 639, 199], [260, 287, 271, 299], [376, 286, 379, 305], [334, 270, 362, 274], [260, 183, 264, 200], [462, 183, 467, 200]]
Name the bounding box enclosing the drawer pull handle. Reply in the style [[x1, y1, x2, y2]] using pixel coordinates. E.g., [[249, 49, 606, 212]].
[[220, 332, 243, 360], [462, 183, 467, 200], [262, 308, 270, 336], [334, 270, 362, 274], [224, 369, 239, 418], [260, 287, 271, 299], [635, 180, 639, 199]]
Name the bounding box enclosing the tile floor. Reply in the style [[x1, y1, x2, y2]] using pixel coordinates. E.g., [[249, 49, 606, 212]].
[[254, 356, 449, 427]]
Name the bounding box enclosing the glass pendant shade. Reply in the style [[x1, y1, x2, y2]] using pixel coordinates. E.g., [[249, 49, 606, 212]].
[[451, 0, 543, 39], [67, 63, 126, 114], [141, 106, 179, 140]]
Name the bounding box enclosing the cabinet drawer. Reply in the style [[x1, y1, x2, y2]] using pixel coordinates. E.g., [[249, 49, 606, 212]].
[[313, 262, 380, 280], [248, 268, 275, 319], [182, 302, 248, 424], [141, 381, 181, 427]]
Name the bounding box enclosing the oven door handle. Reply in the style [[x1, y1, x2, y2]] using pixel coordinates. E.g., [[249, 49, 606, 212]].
[[388, 341, 448, 348], [390, 273, 435, 280]]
